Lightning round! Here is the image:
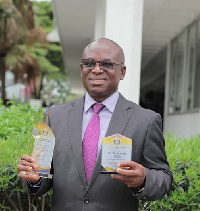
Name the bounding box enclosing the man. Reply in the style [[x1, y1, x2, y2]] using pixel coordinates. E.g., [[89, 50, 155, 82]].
[[17, 38, 172, 211]]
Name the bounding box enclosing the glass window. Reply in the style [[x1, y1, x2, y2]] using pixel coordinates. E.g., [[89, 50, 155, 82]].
[[169, 17, 200, 114], [169, 32, 186, 113], [194, 19, 200, 108], [186, 23, 196, 110]]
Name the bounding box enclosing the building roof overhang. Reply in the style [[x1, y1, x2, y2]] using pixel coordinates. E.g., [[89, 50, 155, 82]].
[[51, 0, 200, 94]]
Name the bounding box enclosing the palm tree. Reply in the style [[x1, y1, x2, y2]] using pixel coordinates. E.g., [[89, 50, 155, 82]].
[[0, 0, 46, 104]]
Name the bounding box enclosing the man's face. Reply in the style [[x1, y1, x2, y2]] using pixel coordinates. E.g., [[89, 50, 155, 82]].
[[80, 40, 126, 102]]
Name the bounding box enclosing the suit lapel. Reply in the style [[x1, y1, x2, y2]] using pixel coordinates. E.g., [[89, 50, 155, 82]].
[[105, 93, 132, 137], [68, 96, 87, 187], [88, 94, 133, 186]]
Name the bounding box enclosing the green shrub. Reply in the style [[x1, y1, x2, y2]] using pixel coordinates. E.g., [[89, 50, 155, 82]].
[[1, 101, 200, 210], [140, 133, 200, 211], [0, 101, 52, 211]]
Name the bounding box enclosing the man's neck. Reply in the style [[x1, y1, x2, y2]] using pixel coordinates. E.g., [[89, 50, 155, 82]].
[[88, 91, 118, 103]]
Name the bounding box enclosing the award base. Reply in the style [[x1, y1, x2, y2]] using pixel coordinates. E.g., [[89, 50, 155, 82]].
[[100, 170, 118, 174], [37, 172, 53, 179], [100, 167, 130, 174], [20, 171, 53, 179]]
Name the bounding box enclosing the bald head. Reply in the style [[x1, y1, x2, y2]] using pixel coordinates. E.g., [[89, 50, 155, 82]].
[[80, 38, 126, 102], [82, 38, 125, 64]]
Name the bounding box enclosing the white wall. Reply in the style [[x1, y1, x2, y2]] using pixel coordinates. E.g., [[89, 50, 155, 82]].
[[164, 112, 200, 139], [94, 0, 144, 104], [5, 71, 21, 99], [6, 83, 21, 99]]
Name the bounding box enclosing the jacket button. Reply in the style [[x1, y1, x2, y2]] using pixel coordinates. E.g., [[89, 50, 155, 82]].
[[84, 198, 89, 204]]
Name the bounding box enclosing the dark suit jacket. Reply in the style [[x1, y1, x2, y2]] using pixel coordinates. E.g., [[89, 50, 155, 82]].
[[29, 93, 172, 211]]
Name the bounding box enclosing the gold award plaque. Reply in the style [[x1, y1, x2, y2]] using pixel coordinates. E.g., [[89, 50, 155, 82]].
[[31, 121, 55, 179], [101, 134, 132, 174]]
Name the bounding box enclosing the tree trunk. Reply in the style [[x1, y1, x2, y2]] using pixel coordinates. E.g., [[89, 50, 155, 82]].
[[37, 72, 45, 99], [41, 195, 45, 211], [0, 57, 6, 104]]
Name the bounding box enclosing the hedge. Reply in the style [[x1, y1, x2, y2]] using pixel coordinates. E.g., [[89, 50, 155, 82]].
[[0, 101, 199, 210], [0, 101, 51, 211], [140, 133, 200, 210]]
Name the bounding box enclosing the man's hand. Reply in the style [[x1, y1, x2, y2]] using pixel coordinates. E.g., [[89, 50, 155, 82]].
[[111, 161, 146, 188], [17, 154, 40, 184]]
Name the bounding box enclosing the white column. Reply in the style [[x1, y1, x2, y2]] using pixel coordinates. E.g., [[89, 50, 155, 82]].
[[94, 0, 106, 40], [103, 0, 144, 104], [164, 41, 171, 119]]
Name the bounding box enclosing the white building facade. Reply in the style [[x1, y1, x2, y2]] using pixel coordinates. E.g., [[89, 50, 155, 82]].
[[51, 0, 200, 138], [164, 17, 200, 138]]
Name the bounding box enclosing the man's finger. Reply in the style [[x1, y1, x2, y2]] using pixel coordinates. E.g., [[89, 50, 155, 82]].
[[20, 154, 35, 163], [118, 161, 138, 169], [19, 171, 40, 183], [117, 168, 135, 177], [111, 174, 133, 184], [19, 160, 38, 169], [17, 164, 33, 172]]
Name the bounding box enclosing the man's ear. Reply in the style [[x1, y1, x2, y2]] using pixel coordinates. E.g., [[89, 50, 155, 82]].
[[120, 65, 126, 80]]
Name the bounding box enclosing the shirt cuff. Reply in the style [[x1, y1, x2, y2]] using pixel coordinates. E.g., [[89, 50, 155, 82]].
[[28, 178, 42, 195], [130, 187, 144, 197]]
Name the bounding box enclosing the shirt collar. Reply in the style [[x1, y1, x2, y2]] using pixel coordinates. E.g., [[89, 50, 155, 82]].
[[84, 91, 119, 113]]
